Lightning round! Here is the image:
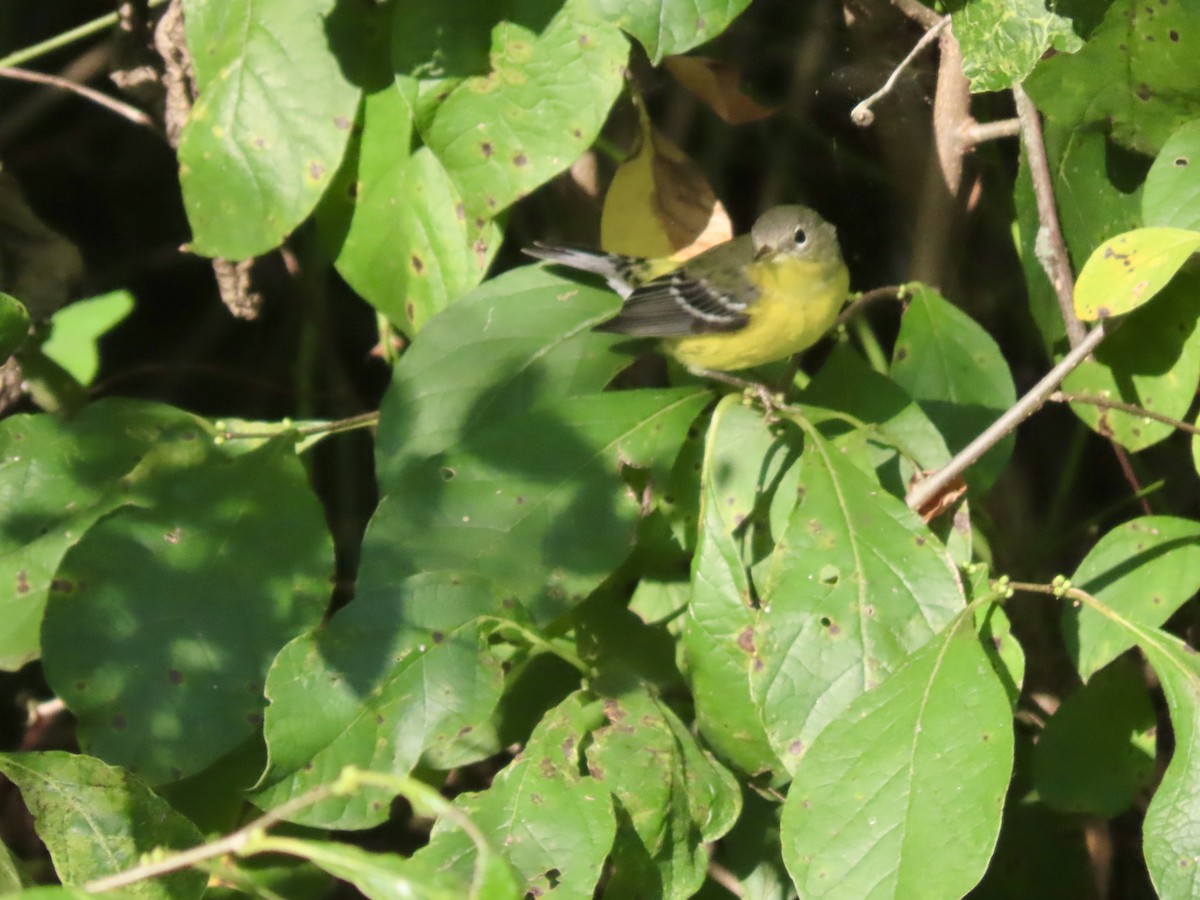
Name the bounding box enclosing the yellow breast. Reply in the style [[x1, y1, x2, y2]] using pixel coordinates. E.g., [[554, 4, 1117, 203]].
[[666, 258, 849, 371]]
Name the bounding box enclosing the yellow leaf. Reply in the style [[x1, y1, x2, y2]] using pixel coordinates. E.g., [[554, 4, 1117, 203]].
[[1074, 227, 1200, 321], [600, 95, 731, 260]]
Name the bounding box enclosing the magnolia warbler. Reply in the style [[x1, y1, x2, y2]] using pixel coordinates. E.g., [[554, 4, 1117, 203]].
[[525, 205, 849, 372]]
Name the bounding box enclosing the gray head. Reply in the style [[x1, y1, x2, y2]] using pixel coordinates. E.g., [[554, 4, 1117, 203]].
[[750, 205, 842, 264]]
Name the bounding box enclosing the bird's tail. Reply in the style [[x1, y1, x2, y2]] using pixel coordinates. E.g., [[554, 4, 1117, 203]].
[[523, 242, 648, 299]]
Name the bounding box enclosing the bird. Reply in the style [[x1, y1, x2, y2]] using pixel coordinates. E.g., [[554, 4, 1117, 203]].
[[524, 205, 849, 373]]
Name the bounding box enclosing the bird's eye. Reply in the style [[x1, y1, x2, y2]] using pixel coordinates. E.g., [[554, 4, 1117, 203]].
[[792, 227, 808, 246]]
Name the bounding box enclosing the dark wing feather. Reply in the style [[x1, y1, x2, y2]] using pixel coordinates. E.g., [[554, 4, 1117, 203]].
[[595, 267, 755, 337]]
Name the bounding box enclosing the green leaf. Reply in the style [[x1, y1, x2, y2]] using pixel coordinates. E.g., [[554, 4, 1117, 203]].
[[1064, 516, 1200, 680], [0, 399, 210, 671], [1062, 272, 1200, 450], [889, 285, 1016, 492], [682, 397, 784, 778], [588, 686, 740, 898], [319, 86, 498, 333], [0, 836, 29, 893], [1034, 657, 1157, 816], [40, 291, 133, 385], [977, 601, 1025, 708], [378, 386, 707, 623], [179, 0, 360, 258], [1144, 119, 1200, 229], [0, 751, 206, 898], [420, 1, 627, 221], [587, 0, 754, 62], [391, 1, 559, 80], [751, 428, 966, 770], [255, 576, 505, 829], [374, 266, 627, 489], [1140, 631, 1200, 898], [780, 612, 1013, 899], [1073, 227, 1200, 321], [255, 837, 469, 900], [41, 439, 332, 784], [800, 343, 952, 496], [0, 291, 29, 360], [416, 692, 616, 899], [952, 0, 1082, 92], [1026, 0, 1200, 155]]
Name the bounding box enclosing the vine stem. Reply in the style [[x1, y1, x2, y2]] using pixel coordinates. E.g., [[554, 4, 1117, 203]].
[[0, 0, 171, 69], [905, 322, 1108, 512], [84, 784, 338, 893]]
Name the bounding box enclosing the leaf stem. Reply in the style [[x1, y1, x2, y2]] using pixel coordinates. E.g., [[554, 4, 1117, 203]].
[[1050, 391, 1200, 437]]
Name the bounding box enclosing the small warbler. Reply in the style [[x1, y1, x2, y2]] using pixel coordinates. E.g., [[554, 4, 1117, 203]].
[[525, 205, 849, 372]]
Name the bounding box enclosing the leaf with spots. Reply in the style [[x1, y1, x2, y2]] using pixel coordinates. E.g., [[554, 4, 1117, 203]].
[[588, 0, 755, 63], [1026, 0, 1200, 155], [0, 751, 206, 898], [750, 428, 965, 772], [415, 691, 616, 899], [367, 385, 711, 625], [1063, 516, 1200, 682], [179, 0, 360, 259], [1073, 227, 1200, 321], [419, 0, 627, 222], [41, 438, 332, 784], [1144, 119, 1200, 229], [952, 0, 1082, 93], [368, 267, 709, 624], [1062, 272, 1200, 450], [683, 396, 786, 778], [586, 685, 740, 899], [0, 399, 212, 671], [890, 285, 1016, 494], [317, 85, 499, 334], [780, 609, 1013, 898], [255, 601, 505, 830]]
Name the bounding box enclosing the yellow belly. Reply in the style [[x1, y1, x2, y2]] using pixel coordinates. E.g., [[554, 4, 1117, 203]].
[[666, 259, 849, 371]]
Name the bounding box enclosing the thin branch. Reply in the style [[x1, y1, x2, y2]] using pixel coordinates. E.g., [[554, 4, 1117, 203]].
[[1013, 83, 1085, 349], [1050, 391, 1200, 437], [0, 66, 155, 129], [906, 322, 1108, 512], [851, 17, 949, 127], [0, 0, 171, 68], [834, 284, 908, 328], [962, 118, 1020, 147]]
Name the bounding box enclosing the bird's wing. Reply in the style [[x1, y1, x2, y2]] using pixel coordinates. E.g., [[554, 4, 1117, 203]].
[[595, 238, 758, 337]]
